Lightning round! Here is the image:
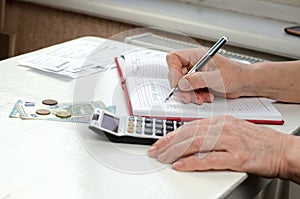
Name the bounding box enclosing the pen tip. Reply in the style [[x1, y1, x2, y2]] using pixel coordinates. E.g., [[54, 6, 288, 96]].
[[164, 97, 170, 103]]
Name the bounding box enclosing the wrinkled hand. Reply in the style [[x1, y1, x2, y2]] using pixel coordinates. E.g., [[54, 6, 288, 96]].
[[167, 49, 253, 104], [148, 115, 291, 178]]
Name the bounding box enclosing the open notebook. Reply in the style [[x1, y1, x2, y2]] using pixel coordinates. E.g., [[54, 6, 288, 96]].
[[115, 55, 283, 124]]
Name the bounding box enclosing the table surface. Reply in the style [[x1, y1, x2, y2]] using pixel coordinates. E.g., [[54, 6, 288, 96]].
[[0, 36, 299, 199]]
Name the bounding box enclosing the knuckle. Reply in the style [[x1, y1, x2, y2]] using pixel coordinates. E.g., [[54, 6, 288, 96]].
[[217, 115, 237, 132], [186, 156, 200, 170], [157, 135, 174, 148], [193, 136, 205, 151], [232, 151, 248, 166], [166, 53, 175, 63]]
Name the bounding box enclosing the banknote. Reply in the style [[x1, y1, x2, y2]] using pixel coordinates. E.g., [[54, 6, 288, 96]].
[[10, 100, 116, 123]]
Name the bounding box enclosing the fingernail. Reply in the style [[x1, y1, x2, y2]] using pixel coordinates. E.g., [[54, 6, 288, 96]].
[[206, 94, 214, 102], [173, 161, 184, 169], [148, 146, 157, 157], [197, 96, 203, 105], [178, 78, 190, 90], [168, 70, 176, 87]]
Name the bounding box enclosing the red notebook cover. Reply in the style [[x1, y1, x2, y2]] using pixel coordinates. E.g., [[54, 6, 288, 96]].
[[115, 57, 284, 125]]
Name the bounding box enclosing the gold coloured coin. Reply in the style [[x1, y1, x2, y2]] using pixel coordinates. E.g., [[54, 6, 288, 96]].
[[55, 110, 71, 118], [42, 99, 58, 106], [36, 109, 50, 115]]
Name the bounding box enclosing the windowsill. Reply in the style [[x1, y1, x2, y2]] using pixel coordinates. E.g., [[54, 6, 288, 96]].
[[21, 0, 300, 59]]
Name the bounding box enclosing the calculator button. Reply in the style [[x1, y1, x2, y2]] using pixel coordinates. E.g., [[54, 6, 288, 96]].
[[176, 121, 184, 127], [155, 129, 164, 136], [127, 127, 134, 133], [145, 123, 153, 128], [136, 120, 143, 125], [128, 116, 135, 122], [145, 118, 153, 123], [155, 119, 163, 124], [166, 125, 174, 131], [155, 123, 163, 130], [144, 128, 153, 135], [136, 117, 143, 123], [166, 130, 173, 134], [136, 127, 142, 134], [136, 122, 142, 128], [128, 121, 135, 127], [166, 120, 174, 125]]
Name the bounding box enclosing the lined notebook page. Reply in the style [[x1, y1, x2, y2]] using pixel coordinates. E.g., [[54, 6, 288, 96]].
[[117, 55, 282, 122], [127, 77, 282, 120]]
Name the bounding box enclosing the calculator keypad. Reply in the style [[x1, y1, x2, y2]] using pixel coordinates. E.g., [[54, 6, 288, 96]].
[[125, 117, 184, 137]]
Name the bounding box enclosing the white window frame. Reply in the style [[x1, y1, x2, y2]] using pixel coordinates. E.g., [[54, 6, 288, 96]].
[[176, 0, 300, 23]]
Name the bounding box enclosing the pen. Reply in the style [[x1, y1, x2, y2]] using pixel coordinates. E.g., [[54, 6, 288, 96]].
[[164, 35, 228, 102]]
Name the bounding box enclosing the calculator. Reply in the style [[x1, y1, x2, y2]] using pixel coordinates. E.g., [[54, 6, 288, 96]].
[[89, 108, 184, 145]]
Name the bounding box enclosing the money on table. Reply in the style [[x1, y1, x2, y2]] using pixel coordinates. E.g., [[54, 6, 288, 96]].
[[9, 99, 116, 123]]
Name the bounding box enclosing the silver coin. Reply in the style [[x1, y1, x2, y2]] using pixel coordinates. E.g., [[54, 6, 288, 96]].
[[55, 110, 71, 118]]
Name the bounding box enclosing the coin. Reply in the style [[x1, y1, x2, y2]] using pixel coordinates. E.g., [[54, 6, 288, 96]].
[[42, 99, 58, 106], [55, 110, 71, 118], [36, 109, 50, 115]]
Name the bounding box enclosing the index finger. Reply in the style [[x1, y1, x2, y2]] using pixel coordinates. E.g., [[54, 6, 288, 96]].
[[166, 48, 207, 88], [148, 118, 214, 158], [148, 123, 198, 158]]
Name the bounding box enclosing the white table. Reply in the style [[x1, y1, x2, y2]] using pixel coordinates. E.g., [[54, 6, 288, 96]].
[[0, 36, 299, 199]]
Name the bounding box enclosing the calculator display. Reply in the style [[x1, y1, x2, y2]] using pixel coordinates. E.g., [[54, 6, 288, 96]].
[[101, 113, 119, 133]]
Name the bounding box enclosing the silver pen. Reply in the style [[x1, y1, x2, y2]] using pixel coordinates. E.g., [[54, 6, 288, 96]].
[[164, 35, 228, 102]]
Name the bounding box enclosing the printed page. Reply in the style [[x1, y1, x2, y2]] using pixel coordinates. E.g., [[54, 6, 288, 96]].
[[19, 39, 121, 78], [126, 77, 282, 121], [19, 38, 165, 78]]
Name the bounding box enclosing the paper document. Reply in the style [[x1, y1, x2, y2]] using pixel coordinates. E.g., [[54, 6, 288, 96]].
[[18, 37, 166, 78]]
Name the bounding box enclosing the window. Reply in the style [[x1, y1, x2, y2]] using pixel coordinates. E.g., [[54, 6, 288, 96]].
[[176, 0, 300, 23]]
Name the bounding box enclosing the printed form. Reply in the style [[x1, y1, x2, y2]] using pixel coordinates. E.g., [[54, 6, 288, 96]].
[[18, 37, 165, 78]]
